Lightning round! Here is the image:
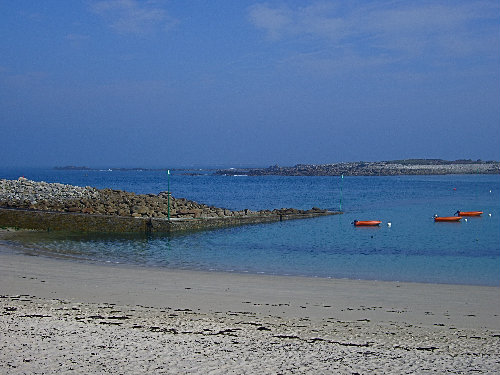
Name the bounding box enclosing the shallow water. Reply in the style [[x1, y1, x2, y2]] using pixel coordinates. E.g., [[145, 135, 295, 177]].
[[1, 168, 499, 286]]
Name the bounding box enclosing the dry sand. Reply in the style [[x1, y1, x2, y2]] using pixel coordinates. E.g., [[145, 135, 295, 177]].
[[1, 241, 499, 374]]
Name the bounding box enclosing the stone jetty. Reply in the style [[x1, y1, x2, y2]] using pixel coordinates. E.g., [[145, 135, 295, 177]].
[[0, 178, 336, 234]]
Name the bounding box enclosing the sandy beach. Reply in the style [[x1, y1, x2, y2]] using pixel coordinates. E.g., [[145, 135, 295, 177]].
[[1, 241, 499, 374]]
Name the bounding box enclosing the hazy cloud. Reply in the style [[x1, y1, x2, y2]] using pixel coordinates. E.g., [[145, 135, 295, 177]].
[[1, 71, 49, 94], [91, 0, 178, 35], [248, 1, 500, 67], [19, 11, 44, 22], [65, 33, 90, 41], [247, 4, 293, 40]]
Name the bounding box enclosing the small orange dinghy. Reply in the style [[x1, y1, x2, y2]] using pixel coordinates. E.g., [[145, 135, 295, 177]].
[[455, 211, 483, 216], [434, 215, 461, 222], [353, 220, 382, 226]]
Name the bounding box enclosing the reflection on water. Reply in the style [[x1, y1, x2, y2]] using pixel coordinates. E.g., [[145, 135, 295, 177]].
[[3, 210, 499, 286], [1, 170, 499, 286]]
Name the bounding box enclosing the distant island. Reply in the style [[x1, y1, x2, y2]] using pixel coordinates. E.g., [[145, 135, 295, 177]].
[[215, 159, 500, 176], [54, 166, 167, 171], [54, 166, 93, 171], [55, 159, 500, 177], [53, 166, 211, 173]]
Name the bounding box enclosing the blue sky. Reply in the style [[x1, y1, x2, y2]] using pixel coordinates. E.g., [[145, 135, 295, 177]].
[[1, 0, 499, 167]]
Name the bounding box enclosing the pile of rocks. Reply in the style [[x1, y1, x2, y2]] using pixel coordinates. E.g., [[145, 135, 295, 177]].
[[0, 178, 327, 220]]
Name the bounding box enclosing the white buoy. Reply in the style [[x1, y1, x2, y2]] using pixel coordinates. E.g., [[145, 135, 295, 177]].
[[489, 213, 492, 217], [387, 222, 392, 228], [464, 218, 468, 222], [490, 190, 492, 193]]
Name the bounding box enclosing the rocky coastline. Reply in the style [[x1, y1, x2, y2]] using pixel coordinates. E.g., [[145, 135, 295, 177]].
[[0, 178, 328, 219], [0, 178, 334, 233], [216, 159, 500, 176]]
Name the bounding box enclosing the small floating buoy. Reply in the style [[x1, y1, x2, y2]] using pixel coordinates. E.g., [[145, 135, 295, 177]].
[[490, 190, 492, 193], [453, 188, 456, 191], [489, 213, 492, 217], [464, 218, 468, 222], [387, 222, 392, 228]]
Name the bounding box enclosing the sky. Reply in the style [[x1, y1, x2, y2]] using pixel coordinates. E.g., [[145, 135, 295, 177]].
[[1, 0, 499, 168]]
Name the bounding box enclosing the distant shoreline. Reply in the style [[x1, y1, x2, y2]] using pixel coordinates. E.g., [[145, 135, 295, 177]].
[[53, 166, 213, 172], [216, 159, 500, 176], [54, 159, 500, 176]]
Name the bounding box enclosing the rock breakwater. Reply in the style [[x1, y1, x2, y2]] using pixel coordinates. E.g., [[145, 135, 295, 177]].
[[0, 179, 335, 233]]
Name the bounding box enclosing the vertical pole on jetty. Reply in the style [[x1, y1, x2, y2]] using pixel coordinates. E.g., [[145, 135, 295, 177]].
[[339, 174, 344, 212], [167, 169, 171, 221]]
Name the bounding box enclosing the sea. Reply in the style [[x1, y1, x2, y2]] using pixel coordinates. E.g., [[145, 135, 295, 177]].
[[1, 167, 499, 286]]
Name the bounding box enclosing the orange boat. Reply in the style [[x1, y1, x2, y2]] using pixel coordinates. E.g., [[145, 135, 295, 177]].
[[455, 211, 483, 216], [434, 216, 462, 222], [353, 220, 382, 226]]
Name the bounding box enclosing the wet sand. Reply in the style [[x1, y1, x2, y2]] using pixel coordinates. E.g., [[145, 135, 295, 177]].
[[1, 243, 499, 374]]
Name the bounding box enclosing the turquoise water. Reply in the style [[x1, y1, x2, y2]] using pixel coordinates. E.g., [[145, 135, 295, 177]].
[[1, 168, 499, 286]]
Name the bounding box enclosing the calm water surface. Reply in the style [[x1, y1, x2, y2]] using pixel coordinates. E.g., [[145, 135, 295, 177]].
[[1, 168, 499, 286]]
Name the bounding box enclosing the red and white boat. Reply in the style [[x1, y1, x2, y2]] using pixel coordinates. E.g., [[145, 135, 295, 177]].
[[434, 215, 462, 222], [353, 220, 382, 226], [455, 211, 483, 217]]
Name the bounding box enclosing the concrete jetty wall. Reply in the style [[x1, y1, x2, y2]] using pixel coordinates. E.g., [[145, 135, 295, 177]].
[[0, 207, 338, 234], [0, 178, 338, 234]]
